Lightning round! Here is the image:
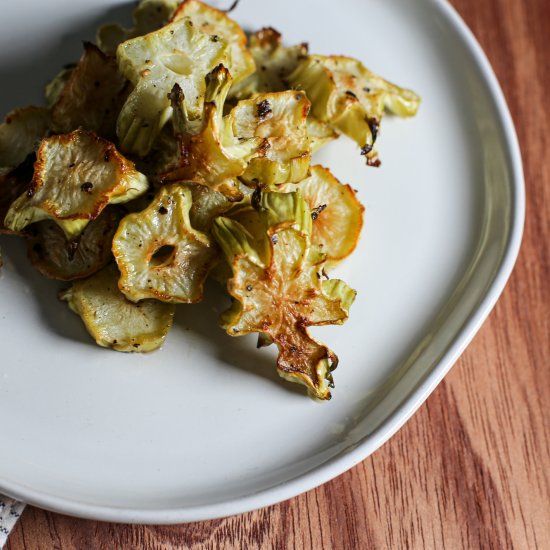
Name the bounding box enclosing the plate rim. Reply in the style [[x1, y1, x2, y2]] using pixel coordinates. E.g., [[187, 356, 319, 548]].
[[0, 0, 525, 523]]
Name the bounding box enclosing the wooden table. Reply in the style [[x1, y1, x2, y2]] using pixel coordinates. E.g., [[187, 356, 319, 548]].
[[6, 0, 550, 548]]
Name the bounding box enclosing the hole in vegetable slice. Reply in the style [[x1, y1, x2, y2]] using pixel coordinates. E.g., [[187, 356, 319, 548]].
[[149, 244, 177, 268]]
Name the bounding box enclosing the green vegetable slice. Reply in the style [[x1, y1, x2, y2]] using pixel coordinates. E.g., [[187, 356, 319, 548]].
[[172, 0, 255, 85], [229, 27, 308, 101], [60, 263, 175, 352], [160, 65, 262, 199], [0, 107, 50, 176], [289, 55, 420, 163], [116, 15, 229, 156], [4, 130, 148, 239], [51, 43, 130, 141], [231, 90, 311, 187], [112, 184, 218, 303], [281, 165, 364, 267], [26, 207, 123, 281], [212, 191, 356, 400]]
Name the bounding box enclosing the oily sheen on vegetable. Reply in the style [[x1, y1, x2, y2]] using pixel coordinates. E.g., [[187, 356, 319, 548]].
[[0, 0, 419, 400]]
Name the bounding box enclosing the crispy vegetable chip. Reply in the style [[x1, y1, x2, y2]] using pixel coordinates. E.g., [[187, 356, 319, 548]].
[[51, 43, 130, 141], [0, 107, 50, 176], [172, 0, 255, 85], [231, 91, 311, 187], [112, 184, 218, 303], [45, 66, 74, 107], [116, 15, 229, 155], [60, 263, 175, 352], [229, 27, 308, 101], [289, 55, 420, 163], [0, 154, 35, 234], [283, 165, 364, 266], [212, 191, 356, 399], [160, 66, 263, 199], [4, 130, 148, 238], [97, 0, 179, 55], [26, 207, 123, 281]]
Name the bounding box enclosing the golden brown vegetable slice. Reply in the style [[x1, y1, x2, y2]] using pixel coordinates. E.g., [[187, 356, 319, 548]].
[[60, 263, 175, 352], [231, 91, 311, 187], [112, 184, 218, 303], [116, 15, 229, 156], [0, 107, 50, 176], [4, 130, 148, 239], [51, 43, 130, 141], [160, 66, 263, 199], [26, 207, 123, 281], [229, 27, 308, 101], [282, 165, 364, 267], [0, 154, 35, 235], [212, 191, 356, 400], [172, 0, 255, 85], [45, 66, 74, 107], [289, 55, 420, 164]]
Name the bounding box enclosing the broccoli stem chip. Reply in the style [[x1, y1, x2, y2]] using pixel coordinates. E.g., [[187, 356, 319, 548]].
[[281, 165, 364, 268], [0, 107, 51, 176], [289, 55, 420, 163], [26, 207, 123, 281], [112, 184, 218, 303], [161, 66, 263, 200], [229, 27, 309, 101], [212, 191, 356, 400], [231, 91, 312, 187], [51, 43, 130, 141], [60, 263, 175, 352], [4, 130, 149, 239], [172, 0, 255, 85], [116, 16, 230, 156]]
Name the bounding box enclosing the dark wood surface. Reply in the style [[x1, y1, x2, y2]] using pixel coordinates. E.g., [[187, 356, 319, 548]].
[[6, 0, 550, 548]]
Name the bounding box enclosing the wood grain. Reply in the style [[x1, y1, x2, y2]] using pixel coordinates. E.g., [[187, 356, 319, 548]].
[[6, 0, 550, 548]]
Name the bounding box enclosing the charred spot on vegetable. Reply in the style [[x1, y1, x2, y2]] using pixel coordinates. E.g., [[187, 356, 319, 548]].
[[257, 99, 272, 120], [345, 90, 357, 99], [251, 187, 262, 210], [271, 234, 278, 245], [360, 144, 372, 156], [67, 236, 81, 261], [80, 182, 94, 194], [367, 157, 381, 168], [311, 204, 327, 220], [210, 35, 220, 42], [158, 206, 168, 215], [368, 118, 380, 144]]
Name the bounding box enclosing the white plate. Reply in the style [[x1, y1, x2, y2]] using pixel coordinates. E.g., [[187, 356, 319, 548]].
[[0, 0, 523, 523]]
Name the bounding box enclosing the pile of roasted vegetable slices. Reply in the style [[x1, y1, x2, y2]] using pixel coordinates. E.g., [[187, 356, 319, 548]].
[[0, 0, 419, 400]]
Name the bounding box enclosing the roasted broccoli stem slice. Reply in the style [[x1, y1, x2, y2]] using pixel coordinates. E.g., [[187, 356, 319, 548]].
[[229, 27, 308, 101], [112, 184, 218, 303], [51, 43, 130, 141], [281, 165, 364, 268], [289, 55, 420, 163], [60, 263, 175, 352], [212, 190, 356, 400], [116, 15, 230, 156], [26, 207, 123, 281], [0, 107, 51, 176], [172, 0, 255, 85], [160, 65, 262, 200], [4, 130, 148, 239], [231, 90, 312, 187]]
